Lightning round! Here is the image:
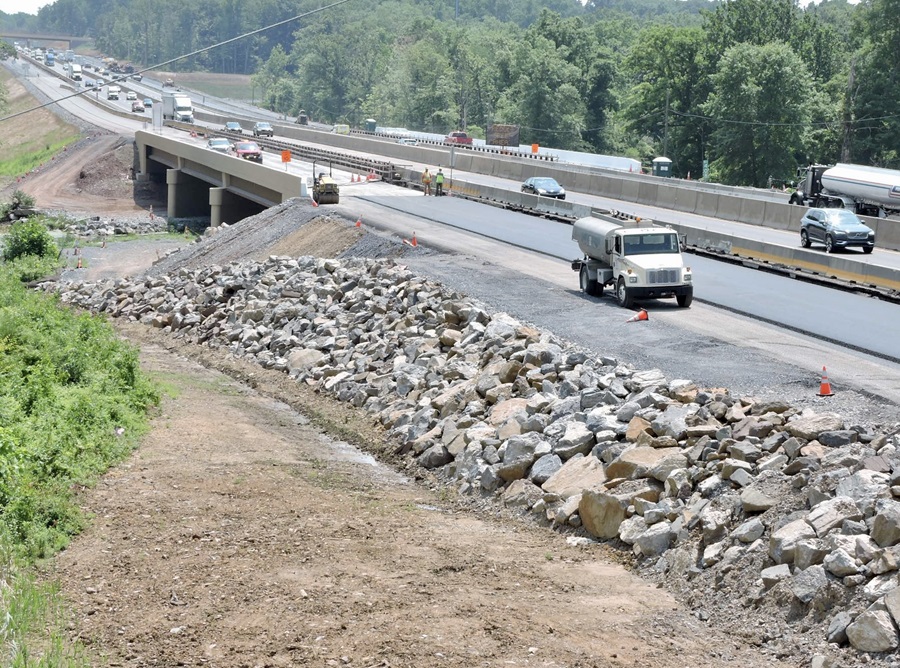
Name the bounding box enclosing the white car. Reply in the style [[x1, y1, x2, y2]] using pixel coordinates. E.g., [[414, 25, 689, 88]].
[[126, 91, 137, 100]]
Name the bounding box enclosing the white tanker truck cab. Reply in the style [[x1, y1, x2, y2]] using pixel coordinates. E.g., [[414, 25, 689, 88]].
[[571, 214, 693, 308]]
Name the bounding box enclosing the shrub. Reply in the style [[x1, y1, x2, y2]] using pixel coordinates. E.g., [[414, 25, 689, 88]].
[[2, 219, 58, 262], [0, 189, 36, 221]]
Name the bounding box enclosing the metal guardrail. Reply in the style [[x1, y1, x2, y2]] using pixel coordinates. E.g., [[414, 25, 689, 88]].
[[167, 122, 406, 184], [350, 129, 559, 162]]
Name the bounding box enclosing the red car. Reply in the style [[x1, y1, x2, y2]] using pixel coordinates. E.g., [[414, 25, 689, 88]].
[[233, 141, 263, 163], [445, 131, 473, 145]]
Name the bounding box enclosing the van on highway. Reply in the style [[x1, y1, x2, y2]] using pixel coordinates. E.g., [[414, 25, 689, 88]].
[[107, 85, 121, 100]]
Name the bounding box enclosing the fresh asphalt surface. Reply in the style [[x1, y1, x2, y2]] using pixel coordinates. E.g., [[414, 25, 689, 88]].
[[362, 193, 900, 364]]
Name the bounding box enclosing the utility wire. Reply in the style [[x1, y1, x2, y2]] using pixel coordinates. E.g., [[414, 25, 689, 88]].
[[669, 108, 900, 127], [0, 0, 354, 124]]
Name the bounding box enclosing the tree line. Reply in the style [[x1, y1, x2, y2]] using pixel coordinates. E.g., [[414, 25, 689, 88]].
[[6, 0, 900, 185]]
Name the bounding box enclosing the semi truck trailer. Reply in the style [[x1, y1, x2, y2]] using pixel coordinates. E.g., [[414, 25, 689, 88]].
[[161, 92, 194, 123], [789, 163, 900, 217], [571, 213, 693, 308]]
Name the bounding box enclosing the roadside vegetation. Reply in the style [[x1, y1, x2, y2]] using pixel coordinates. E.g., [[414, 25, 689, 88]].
[[0, 198, 160, 666], [0, 69, 80, 190]]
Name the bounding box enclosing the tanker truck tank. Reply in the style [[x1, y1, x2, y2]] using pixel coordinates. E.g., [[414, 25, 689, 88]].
[[790, 163, 900, 217]]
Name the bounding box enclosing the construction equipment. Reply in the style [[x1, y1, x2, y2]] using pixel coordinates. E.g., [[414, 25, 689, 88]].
[[312, 163, 340, 204]]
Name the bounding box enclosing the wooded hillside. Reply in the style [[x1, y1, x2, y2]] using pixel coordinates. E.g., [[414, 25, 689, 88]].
[[4, 0, 899, 185]]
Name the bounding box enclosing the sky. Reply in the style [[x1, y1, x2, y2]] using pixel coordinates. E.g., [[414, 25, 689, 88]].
[[6, 0, 51, 15]]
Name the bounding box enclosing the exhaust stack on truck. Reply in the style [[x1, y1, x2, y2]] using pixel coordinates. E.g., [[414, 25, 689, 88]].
[[570, 213, 693, 308]]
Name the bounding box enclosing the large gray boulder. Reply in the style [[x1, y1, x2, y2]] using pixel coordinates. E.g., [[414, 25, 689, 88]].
[[846, 610, 899, 652]]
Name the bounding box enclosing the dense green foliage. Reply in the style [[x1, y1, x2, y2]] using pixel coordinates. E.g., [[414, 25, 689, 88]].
[[7, 0, 900, 183], [0, 237, 158, 565], [2, 218, 57, 262]]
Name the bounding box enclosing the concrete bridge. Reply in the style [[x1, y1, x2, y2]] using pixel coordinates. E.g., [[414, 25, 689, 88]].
[[0, 31, 91, 50], [136, 130, 308, 226]]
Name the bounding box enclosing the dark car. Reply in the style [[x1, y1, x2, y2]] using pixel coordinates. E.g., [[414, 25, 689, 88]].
[[521, 177, 566, 200], [224, 121, 243, 134], [800, 208, 875, 254], [252, 122, 274, 138], [233, 141, 263, 163]]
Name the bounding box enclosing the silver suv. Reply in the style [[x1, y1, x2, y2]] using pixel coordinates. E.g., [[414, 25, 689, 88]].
[[253, 122, 274, 138]]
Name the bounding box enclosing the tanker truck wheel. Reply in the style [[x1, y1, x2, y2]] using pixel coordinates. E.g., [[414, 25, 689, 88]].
[[580, 266, 601, 297], [616, 278, 633, 309]]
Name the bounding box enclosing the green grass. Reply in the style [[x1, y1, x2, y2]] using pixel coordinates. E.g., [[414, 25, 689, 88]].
[[166, 75, 253, 102], [0, 138, 81, 179], [0, 237, 160, 665]]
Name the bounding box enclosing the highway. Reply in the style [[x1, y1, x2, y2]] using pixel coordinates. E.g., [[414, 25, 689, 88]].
[[5, 56, 900, 409]]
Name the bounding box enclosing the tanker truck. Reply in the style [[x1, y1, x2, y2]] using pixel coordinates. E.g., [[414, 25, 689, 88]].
[[789, 163, 900, 217], [570, 213, 693, 308]]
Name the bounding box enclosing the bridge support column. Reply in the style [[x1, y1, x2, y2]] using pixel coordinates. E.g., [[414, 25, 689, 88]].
[[167, 168, 210, 220], [167, 168, 183, 218], [209, 187, 225, 228]]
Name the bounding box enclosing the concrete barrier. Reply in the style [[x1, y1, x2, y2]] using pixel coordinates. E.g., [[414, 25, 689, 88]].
[[693, 191, 720, 218], [656, 184, 678, 209], [715, 194, 743, 223], [619, 179, 640, 204], [637, 182, 659, 206], [738, 198, 767, 226]]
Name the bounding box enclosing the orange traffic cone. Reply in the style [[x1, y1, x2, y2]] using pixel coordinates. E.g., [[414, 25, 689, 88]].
[[411, 232, 417, 247], [817, 366, 834, 397], [355, 217, 362, 228], [625, 309, 648, 323]]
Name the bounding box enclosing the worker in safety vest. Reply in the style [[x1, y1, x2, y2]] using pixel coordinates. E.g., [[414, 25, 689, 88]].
[[422, 168, 432, 195], [435, 168, 445, 196]]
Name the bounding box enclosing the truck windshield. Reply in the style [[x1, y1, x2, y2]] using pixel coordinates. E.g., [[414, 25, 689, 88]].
[[623, 233, 679, 256]]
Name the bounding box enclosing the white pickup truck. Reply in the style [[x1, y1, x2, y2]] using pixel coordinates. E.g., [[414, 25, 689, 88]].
[[571, 213, 693, 308]]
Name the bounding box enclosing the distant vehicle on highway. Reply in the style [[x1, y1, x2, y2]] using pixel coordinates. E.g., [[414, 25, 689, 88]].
[[224, 121, 243, 134], [252, 122, 274, 138], [521, 176, 566, 200], [233, 141, 263, 163], [131, 100, 145, 112], [84, 79, 95, 87], [131, 73, 142, 82], [445, 131, 473, 145], [397, 137, 418, 146], [206, 137, 233, 153], [126, 91, 137, 100], [800, 208, 875, 254], [143, 97, 153, 108], [163, 77, 175, 87]]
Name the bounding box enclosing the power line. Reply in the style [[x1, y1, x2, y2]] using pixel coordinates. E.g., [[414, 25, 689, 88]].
[[0, 0, 354, 124], [669, 108, 900, 128]]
